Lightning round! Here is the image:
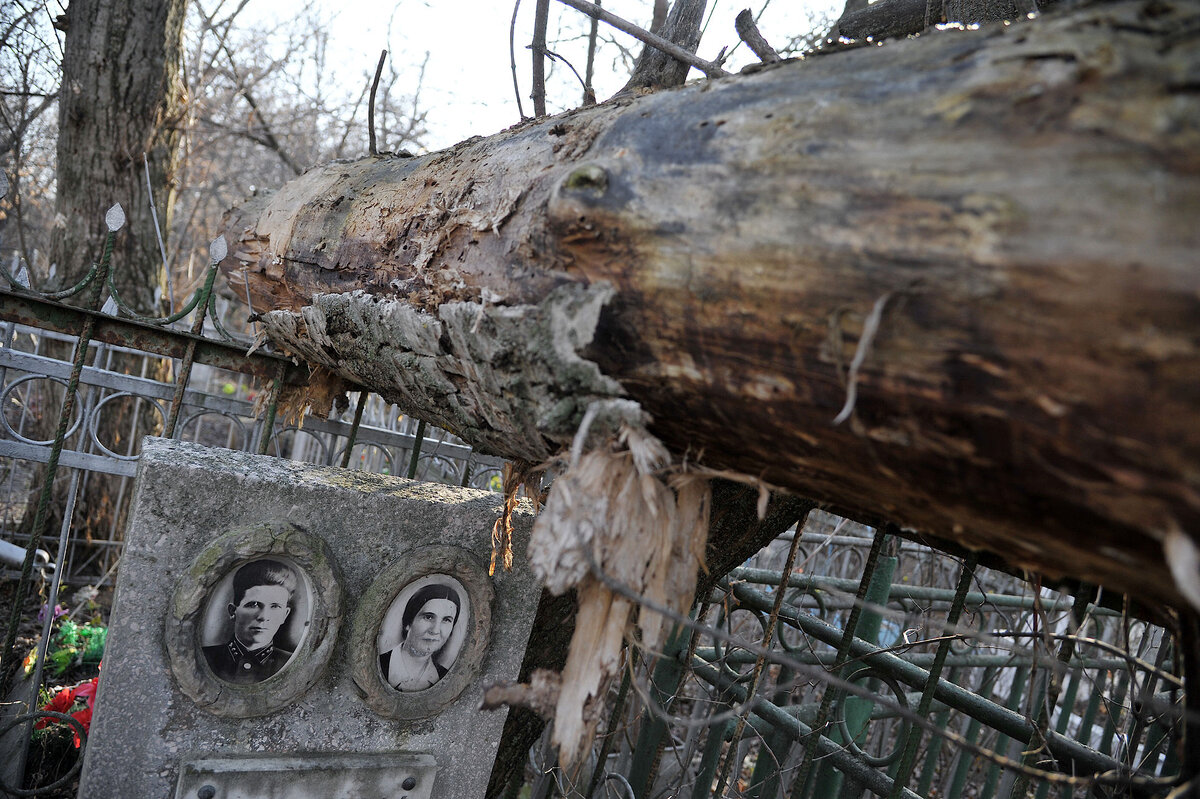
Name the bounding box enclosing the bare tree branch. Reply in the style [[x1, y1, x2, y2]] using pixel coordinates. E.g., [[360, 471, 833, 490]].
[[0, 92, 55, 159], [195, 1, 304, 176], [583, 0, 599, 105], [231, 79, 304, 176], [510, 0, 528, 120], [554, 0, 727, 83], [368, 49, 386, 155], [735, 8, 781, 63], [532, 0, 550, 116], [0, 6, 39, 53], [333, 81, 370, 159]]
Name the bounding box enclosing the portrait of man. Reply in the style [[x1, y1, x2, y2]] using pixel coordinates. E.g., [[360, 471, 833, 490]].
[[201, 559, 304, 685], [377, 576, 469, 692]]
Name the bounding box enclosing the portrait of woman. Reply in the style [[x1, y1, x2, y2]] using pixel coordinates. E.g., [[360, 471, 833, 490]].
[[199, 558, 311, 685], [376, 575, 469, 692]]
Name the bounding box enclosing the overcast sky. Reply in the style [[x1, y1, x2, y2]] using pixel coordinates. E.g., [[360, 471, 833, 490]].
[[297, 0, 839, 150]]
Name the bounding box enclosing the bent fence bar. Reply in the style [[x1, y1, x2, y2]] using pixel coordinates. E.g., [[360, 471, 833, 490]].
[[559, 523, 1182, 799]]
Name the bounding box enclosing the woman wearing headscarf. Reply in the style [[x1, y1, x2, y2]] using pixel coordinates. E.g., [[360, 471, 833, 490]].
[[379, 583, 461, 691]]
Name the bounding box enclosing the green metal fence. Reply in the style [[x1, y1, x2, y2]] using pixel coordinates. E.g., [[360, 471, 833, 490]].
[[533, 519, 1183, 799]]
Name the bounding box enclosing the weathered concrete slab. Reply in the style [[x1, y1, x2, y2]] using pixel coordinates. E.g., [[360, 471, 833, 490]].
[[79, 438, 540, 799]]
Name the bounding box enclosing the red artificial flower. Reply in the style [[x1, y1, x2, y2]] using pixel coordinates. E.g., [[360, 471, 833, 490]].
[[36, 686, 75, 720], [36, 675, 98, 747]]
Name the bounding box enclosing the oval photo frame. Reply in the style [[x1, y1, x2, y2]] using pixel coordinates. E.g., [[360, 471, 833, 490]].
[[350, 545, 494, 719], [165, 522, 343, 718]]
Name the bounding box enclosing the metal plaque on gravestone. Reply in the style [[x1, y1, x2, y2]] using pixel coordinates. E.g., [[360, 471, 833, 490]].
[[174, 753, 437, 799], [79, 438, 540, 799]]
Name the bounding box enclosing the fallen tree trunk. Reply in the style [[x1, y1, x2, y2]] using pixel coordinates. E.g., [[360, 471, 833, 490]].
[[221, 0, 1200, 610]]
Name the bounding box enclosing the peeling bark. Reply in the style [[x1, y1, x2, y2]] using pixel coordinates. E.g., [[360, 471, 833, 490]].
[[258, 284, 633, 462], [222, 0, 1200, 610]]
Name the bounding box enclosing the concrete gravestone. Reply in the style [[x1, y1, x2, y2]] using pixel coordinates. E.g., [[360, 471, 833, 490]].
[[79, 438, 540, 798]]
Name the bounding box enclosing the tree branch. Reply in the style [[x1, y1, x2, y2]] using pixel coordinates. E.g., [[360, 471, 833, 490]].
[[735, 8, 781, 63], [234, 84, 304, 175], [554, 0, 728, 81], [622, 0, 714, 90], [510, 0, 528, 119], [532, 0, 550, 117], [214, 34, 303, 176], [0, 92, 56, 159], [368, 49, 386, 155], [583, 0, 600, 105]]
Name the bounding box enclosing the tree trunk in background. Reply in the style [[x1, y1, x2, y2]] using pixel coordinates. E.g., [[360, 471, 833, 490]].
[[25, 0, 186, 540], [621, 0, 708, 92], [52, 0, 186, 306], [220, 1, 1200, 611]]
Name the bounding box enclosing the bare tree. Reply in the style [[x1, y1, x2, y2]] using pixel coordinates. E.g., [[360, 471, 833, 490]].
[[0, 1, 63, 271], [167, 0, 428, 307], [0, 0, 431, 553]]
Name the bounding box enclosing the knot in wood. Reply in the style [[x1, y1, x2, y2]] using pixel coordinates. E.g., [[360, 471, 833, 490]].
[[562, 164, 608, 194]]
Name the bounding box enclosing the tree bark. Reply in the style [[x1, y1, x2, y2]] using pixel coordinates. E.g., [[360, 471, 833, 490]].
[[621, 0, 709, 92], [29, 0, 186, 541], [52, 0, 186, 308], [221, 0, 1200, 611], [837, 0, 1052, 40]]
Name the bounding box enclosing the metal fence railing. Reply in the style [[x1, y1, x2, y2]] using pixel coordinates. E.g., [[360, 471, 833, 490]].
[[0, 204, 506, 794], [516, 515, 1182, 799], [0, 324, 507, 585]]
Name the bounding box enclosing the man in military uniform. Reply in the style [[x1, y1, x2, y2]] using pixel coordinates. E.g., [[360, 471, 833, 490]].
[[202, 559, 297, 684]]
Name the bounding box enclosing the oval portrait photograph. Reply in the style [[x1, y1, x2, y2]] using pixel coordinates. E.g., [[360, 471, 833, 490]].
[[166, 522, 343, 718], [200, 558, 312, 685], [350, 545, 493, 719], [377, 575, 469, 692]]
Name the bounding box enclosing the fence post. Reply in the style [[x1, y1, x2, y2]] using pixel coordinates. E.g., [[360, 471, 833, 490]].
[[0, 208, 121, 701], [888, 552, 979, 798]]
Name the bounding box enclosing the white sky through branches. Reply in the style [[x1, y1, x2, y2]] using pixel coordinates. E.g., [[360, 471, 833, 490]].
[[270, 0, 838, 151]]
